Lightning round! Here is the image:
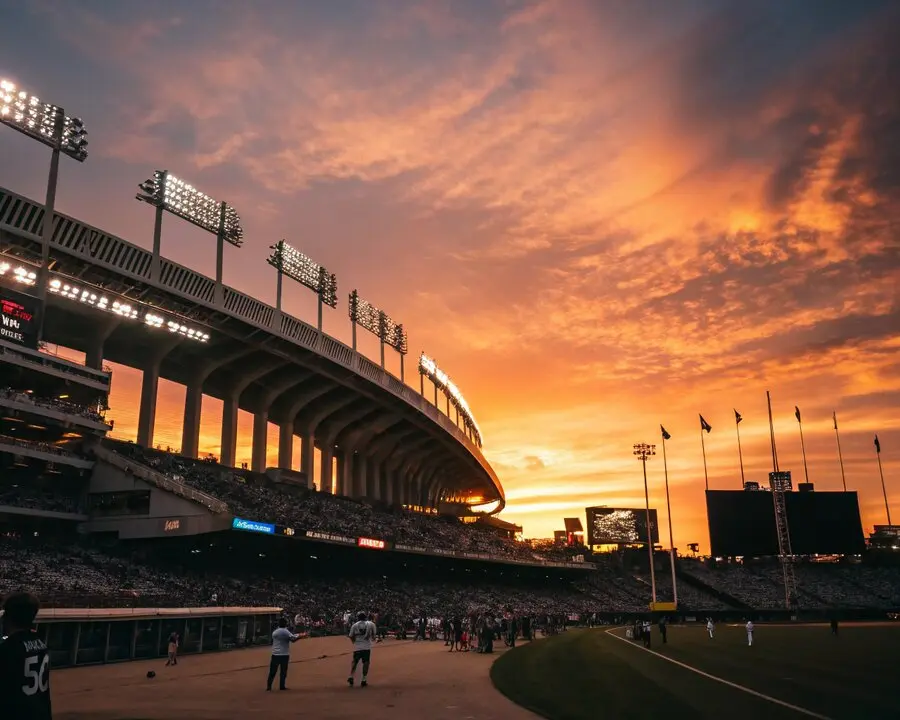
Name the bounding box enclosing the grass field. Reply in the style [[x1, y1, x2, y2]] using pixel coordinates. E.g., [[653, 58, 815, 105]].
[[491, 623, 900, 720]]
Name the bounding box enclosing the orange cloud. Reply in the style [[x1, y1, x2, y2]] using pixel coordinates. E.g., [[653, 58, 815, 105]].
[[7, 0, 900, 550]]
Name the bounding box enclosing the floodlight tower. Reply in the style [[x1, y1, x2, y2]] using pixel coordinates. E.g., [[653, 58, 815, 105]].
[[348, 290, 409, 380], [267, 240, 337, 332], [136, 170, 244, 305], [418, 352, 483, 448], [633, 442, 657, 606], [1, 78, 88, 343]]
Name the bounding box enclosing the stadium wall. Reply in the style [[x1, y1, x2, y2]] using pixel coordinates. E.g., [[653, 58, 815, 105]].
[[33, 607, 280, 668]]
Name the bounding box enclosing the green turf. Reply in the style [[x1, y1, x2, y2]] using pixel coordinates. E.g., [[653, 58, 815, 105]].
[[490, 624, 900, 720]]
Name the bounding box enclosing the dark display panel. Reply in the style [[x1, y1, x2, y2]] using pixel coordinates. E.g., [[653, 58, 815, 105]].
[[0, 285, 40, 349], [706, 490, 865, 557], [586, 507, 659, 545]]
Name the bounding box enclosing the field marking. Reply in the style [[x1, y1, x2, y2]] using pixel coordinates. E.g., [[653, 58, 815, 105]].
[[604, 627, 831, 719]]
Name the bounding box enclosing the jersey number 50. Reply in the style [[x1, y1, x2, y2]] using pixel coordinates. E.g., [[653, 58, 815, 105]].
[[23, 654, 50, 695]]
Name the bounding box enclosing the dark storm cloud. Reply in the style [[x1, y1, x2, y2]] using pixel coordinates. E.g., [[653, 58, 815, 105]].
[[672, 0, 890, 124]]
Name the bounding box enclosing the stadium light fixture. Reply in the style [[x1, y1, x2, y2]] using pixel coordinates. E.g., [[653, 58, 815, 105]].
[[349, 290, 409, 379], [136, 170, 244, 302], [48, 276, 209, 342], [0, 262, 37, 286], [633, 442, 657, 605], [267, 240, 337, 332], [418, 352, 482, 447], [1, 77, 89, 344]]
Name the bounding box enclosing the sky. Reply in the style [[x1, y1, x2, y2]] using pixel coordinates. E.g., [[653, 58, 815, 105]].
[[1, 0, 899, 551]]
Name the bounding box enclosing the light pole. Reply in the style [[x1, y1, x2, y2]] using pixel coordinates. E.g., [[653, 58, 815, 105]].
[[419, 352, 482, 448], [266, 240, 337, 332], [660, 427, 678, 607], [348, 290, 408, 379], [634, 442, 657, 607], [1, 78, 88, 344], [136, 171, 244, 305]]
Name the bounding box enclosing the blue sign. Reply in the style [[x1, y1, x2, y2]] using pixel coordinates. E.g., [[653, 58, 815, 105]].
[[232, 517, 275, 534]]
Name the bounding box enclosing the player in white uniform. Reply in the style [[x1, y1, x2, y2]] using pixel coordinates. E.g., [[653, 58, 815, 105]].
[[348, 612, 377, 688], [746, 620, 754, 646], [706, 618, 714, 639]]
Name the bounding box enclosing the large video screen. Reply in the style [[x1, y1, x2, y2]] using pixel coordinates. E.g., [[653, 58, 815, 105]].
[[586, 507, 659, 545], [0, 285, 40, 349], [706, 490, 865, 557]]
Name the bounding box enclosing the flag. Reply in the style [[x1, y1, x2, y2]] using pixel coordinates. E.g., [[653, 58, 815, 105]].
[[734, 410, 742, 425], [875, 435, 881, 454], [833, 411, 838, 430], [700, 415, 712, 433], [661, 425, 671, 440], [795, 406, 802, 423]]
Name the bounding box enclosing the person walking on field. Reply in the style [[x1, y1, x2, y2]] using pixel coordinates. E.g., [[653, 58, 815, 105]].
[[706, 618, 715, 639], [266, 618, 299, 691], [746, 620, 754, 646], [347, 612, 377, 688]]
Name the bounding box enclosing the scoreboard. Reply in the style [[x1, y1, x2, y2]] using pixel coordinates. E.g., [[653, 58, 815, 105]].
[[706, 490, 865, 557]]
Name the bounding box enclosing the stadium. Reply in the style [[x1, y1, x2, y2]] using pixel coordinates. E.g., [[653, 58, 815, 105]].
[[2, 78, 900, 720]]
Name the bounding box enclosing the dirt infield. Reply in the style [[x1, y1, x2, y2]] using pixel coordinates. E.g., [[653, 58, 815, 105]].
[[52, 636, 540, 720]]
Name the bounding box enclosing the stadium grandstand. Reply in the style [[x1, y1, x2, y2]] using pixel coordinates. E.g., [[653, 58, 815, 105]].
[[2, 151, 900, 673]]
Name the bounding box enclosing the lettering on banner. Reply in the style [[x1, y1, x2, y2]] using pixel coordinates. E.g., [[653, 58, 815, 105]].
[[164, 519, 181, 532]]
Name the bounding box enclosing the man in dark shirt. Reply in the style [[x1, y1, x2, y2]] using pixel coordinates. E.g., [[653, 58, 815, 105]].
[[0, 592, 52, 720]]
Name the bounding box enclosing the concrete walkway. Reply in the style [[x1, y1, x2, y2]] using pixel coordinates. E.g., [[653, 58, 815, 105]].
[[53, 636, 541, 720]]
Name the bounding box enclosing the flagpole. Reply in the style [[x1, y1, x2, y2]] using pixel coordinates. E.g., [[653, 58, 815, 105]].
[[834, 411, 846, 491], [661, 432, 678, 607], [876, 437, 891, 526], [767, 391, 779, 473], [735, 412, 745, 488], [797, 415, 810, 485], [700, 427, 709, 491]]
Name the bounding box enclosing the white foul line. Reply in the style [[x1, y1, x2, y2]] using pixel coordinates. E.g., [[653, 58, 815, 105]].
[[604, 628, 831, 720]]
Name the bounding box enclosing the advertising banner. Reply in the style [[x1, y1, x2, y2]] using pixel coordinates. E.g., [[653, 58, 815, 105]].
[[0, 286, 40, 349]]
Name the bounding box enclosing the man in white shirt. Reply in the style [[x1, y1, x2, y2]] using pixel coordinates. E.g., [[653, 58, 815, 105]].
[[347, 612, 377, 688], [746, 620, 754, 646], [706, 618, 714, 639], [267, 618, 299, 691]]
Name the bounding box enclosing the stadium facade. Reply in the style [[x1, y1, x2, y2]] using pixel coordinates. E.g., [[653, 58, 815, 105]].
[[0, 183, 503, 515]]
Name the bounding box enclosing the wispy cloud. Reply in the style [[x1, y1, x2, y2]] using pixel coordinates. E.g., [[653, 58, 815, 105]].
[[2, 0, 898, 546]]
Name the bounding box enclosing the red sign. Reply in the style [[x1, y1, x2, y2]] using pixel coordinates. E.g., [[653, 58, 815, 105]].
[[357, 537, 385, 550]]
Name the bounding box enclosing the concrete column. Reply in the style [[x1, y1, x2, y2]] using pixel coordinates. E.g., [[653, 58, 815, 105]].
[[320, 447, 334, 494], [366, 458, 379, 500], [380, 463, 392, 505], [251, 411, 268, 472], [137, 361, 161, 448], [334, 453, 346, 496], [278, 422, 294, 470], [86, 343, 103, 371], [300, 434, 314, 488], [394, 474, 405, 507], [220, 395, 239, 467], [181, 381, 203, 458], [352, 454, 366, 498]]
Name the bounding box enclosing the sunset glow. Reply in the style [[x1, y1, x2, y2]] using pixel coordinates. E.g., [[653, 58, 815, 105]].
[[2, 0, 898, 552]]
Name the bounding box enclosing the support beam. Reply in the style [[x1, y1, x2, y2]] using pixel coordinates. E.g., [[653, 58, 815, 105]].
[[179, 347, 255, 459], [220, 395, 240, 467], [136, 337, 181, 448], [219, 360, 286, 469], [251, 410, 268, 472]]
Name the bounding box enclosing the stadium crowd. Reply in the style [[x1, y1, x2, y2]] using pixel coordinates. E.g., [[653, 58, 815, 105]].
[[107, 442, 565, 563], [0, 387, 106, 423], [1, 443, 899, 617]]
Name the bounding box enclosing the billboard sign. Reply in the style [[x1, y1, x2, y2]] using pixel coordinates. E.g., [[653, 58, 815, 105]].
[[357, 537, 386, 550], [0, 286, 39, 349], [586, 507, 659, 545], [232, 517, 275, 534]]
